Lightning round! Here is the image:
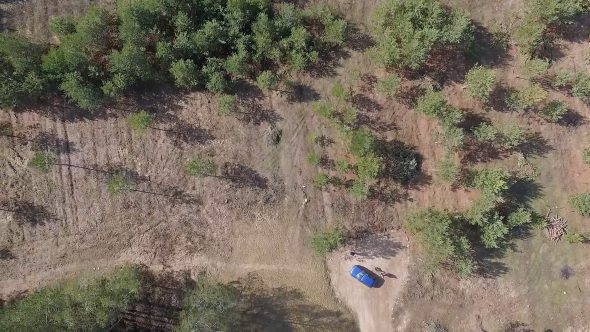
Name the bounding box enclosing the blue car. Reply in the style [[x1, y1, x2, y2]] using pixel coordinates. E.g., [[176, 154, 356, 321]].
[[350, 265, 376, 288]]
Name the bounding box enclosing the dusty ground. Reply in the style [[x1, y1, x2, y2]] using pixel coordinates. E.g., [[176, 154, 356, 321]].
[[327, 232, 410, 332], [1, 0, 590, 331]]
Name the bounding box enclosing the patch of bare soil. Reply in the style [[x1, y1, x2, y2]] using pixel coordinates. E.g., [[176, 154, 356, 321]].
[[327, 232, 410, 332]]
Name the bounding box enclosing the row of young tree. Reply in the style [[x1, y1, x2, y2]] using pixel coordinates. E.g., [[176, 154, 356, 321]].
[[0, 265, 242, 332], [1, 0, 347, 111]]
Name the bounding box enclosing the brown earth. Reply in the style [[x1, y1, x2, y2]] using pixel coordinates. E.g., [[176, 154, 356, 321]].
[[1, 0, 590, 331]]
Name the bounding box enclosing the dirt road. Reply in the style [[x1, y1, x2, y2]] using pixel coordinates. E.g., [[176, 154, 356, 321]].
[[327, 232, 410, 332]]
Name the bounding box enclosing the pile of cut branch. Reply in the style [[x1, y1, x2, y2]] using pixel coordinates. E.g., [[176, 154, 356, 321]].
[[545, 209, 567, 242]]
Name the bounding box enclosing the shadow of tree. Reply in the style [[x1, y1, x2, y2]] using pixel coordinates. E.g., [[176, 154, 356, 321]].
[[517, 131, 553, 158], [234, 273, 358, 332], [308, 44, 350, 78], [559, 109, 587, 128], [0, 200, 59, 227], [378, 140, 425, 186], [352, 93, 382, 113], [222, 163, 268, 189], [32, 131, 77, 155], [506, 177, 544, 209], [345, 232, 403, 261], [345, 24, 375, 52], [289, 83, 321, 103], [466, 22, 511, 68]]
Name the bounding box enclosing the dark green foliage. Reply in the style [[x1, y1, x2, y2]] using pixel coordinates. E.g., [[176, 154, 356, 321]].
[[185, 156, 217, 177], [465, 65, 496, 102], [349, 128, 377, 157], [540, 100, 567, 122], [29, 151, 57, 173], [570, 193, 590, 217], [405, 209, 474, 276], [373, 0, 472, 70], [377, 73, 402, 98], [256, 70, 278, 90], [127, 110, 155, 135], [310, 227, 344, 255], [472, 123, 498, 142], [176, 277, 239, 332], [0, 33, 47, 108], [572, 73, 590, 98], [0, 266, 140, 332], [468, 168, 510, 197]]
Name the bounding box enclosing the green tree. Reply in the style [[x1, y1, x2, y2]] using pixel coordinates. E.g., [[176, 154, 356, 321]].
[[472, 122, 498, 143], [499, 124, 526, 149], [127, 110, 155, 135], [416, 90, 448, 118], [468, 168, 510, 197], [540, 100, 567, 122], [107, 172, 136, 195], [307, 152, 321, 166], [0, 266, 140, 332], [349, 128, 377, 157], [50, 16, 77, 36], [355, 154, 383, 180], [256, 70, 278, 91], [170, 59, 202, 89], [185, 156, 217, 177], [59, 72, 104, 111], [570, 193, 590, 217], [176, 277, 239, 332], [349, 179, 370, 200], [29, 151, 57, 173], [523, 57, 550, 79], [310, 227, 344, 255], [377, 73, 402, 98], [373, 0, 472, 70], [314, 173, 331, 188], [465, 65, 496, 102], [572, 73, 590, 98]]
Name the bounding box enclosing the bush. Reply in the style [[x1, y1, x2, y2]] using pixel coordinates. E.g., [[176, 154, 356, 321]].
[[50, 16, 76, 36], [170, 59, 201, 88], [436, 158, 460, 184], [570, 193, 590, 216], [507, 208, 533, 228], [127, 110, 155, 135], [0, 266, 140, 331], [540, 100, 567, 122], [185, 156, 217, 177], [217, 94, 238, 116], [177, 277, 239, 332], [469, 168, 510, 197], [499, 124, 526, 149], [565, 232, 587, 244], [349, 128, 377, 157], [572, 73, 590, 98], [331, 81, 351, 101], [106, 172, 135, 195], [306, 152, 321, 166], [416, 90, 448, 118], [553, 71, 575, 88], [519, 83, 549, 110], [438, 125, 465, 152], [312, 101, 336, 119], [314, 173, 331, 188], [355, 154, 383, 180], [582, 147, 590, 165], [29, 151, 57, 173], [310, 227, 344, 255], [472, 122, 498, 142], [256, 70, 278, 91], [372, 0, 472, 70], [523, 57, 550, 79], [465, 65, 496, 102], [349, 179, 370, 200], [377, 73, 402, 98], [335, 159, 350, 173]]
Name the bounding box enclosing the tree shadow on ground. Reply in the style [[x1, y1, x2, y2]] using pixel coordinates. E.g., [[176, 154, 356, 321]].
[[345, 24, 375, 52], [559, 109, 587, 128], [552, 12, 590, 44], [32, 131, 77, 155], [221, 163, 268, 189], [517, 131, 553, 158], [346, 232, 404, 261], [506, 177, 544, 209], [351, 93, 382, 113], [378, 140, 427, 187], [0, 248, 15, 260], [308, 44, 350, 79], [369, 184, 412, 204], [234, 273, 358, 332], [0, 199, 58, 227], [465, 22, 511, 68], [423, 46, 469, 86], [288, 83, 321, 103], [118, 267, 193, 331]]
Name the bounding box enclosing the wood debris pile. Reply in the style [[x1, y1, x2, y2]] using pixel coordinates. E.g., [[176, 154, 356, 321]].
[[545, 210, 567, 242]]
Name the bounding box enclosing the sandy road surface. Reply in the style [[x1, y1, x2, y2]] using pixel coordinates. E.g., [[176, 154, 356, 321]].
[[327, 232, 410, 332]]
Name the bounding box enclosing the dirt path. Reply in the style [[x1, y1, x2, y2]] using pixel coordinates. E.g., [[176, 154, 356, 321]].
[[327, 232, 410, 332]]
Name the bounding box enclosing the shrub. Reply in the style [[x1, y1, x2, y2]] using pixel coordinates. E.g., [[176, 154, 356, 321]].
[[507, 208, 533, 228], [177, 277, 239, 332], [0, 266, 140, 331], [29, 151, 57, 173], [335, 159, 350, 173], [312, 101, 336, 119], [170, 59, 201, 88], [472, 122, 498, 142], [349, 128, 377, 157], [341, 107, 359, 126], [519, 83, 548, 110], [185, 156, 217, 177], [372, 0, 472, 70], [349, 179, 370, 200], [499, 124, 526, 149], [582, 147, 590, 165], [217, 94, 238, 116], [540, 100, 567, 122], [523, 57, 550, 79], [314, 173, 331, 188], [331, 81, 351, 101], [256, 70, 278, 91], [436, 158, 460, 184], [355, 154, 383, 180], [465, 65, 496, 102], [50, 16, 76, 36], [553, 71, 575, 88], [570, 193, 590, 217], [565, 232, 587, 244], [572, 73, 590, 98], [469, 168, 510, 197], [127, 110, 154, 135], [438, 125, 465, 152], [377, 73, 402, 98], [416, 90, 448, 118], [310, 227, 344, 255], [307, 152, 321, 166], [106, 172, 135, 195]]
